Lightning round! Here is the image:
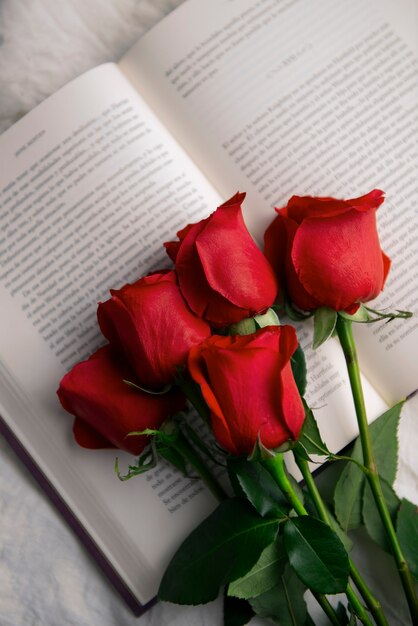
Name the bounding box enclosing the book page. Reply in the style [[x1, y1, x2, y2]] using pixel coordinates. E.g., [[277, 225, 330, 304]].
[[0, 62, 222, 604], [121, 0, 418, 401]]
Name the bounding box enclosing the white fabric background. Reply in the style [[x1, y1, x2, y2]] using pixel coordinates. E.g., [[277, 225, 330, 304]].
[[0, 1, 417, 624]]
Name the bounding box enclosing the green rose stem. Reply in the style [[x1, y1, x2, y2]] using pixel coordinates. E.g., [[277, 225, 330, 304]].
[[172, 431, 228, 502], [294, 454, 389, 626], [174, 376, 227, 501], [336, 317, 418, 624], [262, 453, 374, 626]]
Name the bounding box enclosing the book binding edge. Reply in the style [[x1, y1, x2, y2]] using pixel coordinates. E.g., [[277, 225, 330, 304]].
[[0, 412, 156, 617]]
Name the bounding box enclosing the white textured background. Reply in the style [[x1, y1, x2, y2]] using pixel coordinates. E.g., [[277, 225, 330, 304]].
[[0, 1, 417, 625]]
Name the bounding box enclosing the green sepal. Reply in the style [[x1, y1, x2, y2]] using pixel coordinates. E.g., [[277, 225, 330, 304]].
[[291, 343, 307, 397], [123, 379, 172, 395], [115, 422, 186, 480], [363, 305, 413, 323], [223, 594, 255, 626], [396, 498, 418, 579], [115, 441, 158, 481], [254, 307, 280, 328], [294, 404, 331, 459], [291, 443, 311, 463], [339, 304, 413, 324], [158, 498, 279, 605], [281, 295, 313, 322], [126, 427, 175, 440], [155, 441, 188, 476], [228, 537, 288, 600], [272, 440, 296, 454], [249, 437, 277, 461], [303, 489, 353, 552], [338, 304, 371, 323], [249, 563, 307, 625], [228, 317, 257, 336], [227, 458, 290, 519], [283, 516, 350, 594], [312, 307, 338, 349]]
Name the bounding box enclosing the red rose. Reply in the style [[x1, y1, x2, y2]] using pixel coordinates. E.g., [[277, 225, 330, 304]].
[[264, 190, 390, 313], [57, 346, 185, 455], [97, 271, 211, 389], [165, 193, 279, 326], [188, 326, 305, 456]]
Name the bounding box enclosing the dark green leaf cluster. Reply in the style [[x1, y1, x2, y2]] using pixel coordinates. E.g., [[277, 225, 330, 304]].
[[159, 457, 351, 625], [334, 403, 401, 536], [332, 402, 417, 577]]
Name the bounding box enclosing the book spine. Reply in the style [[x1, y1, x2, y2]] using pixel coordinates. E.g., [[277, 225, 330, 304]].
[[0, 413, 154, 617]]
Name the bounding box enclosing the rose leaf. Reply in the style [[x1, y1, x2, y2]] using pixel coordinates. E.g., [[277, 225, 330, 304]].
[[334, 446, 365, 532], [227, 458, 290, 519], [362, 478, 400, 551], [291, 343, 307, 397], [228, 538, 287, 600], [223, 594, 255, 626], [334, 401, 403, 531], [367, 401, 403, 486], [396, 498, 418, 579], [158, 498, 279, 604], [283, 516, 349, 593], [249, 563, 307, 625]]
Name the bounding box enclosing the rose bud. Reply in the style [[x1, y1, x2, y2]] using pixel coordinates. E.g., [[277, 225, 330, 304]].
[[97, 271, 211, 389], [264, 190, 390, 313], [188, 326, 305, 456], [165, 193, 279, 326], [57, 346, 185, 455]]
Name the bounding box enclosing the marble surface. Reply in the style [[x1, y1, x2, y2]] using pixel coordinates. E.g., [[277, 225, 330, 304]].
[[0, 1, 417, 625]]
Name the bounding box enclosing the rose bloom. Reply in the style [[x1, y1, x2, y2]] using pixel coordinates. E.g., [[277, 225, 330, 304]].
[[97, 271, 211, 389], [188, 326, 305, 456], [264, 190, 390, 313], [57, 346, 185, 455], [165, 193, 278, 327]]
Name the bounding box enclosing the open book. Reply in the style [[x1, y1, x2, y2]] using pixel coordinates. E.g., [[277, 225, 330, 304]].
[[0, 0, 417, 615]]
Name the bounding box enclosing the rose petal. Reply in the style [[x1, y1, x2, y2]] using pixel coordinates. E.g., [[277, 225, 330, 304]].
[[281, 216, 322, 311], [284, 189, 385, 223], [98, 271, 210, 388], [188, 327, 304, 455], [175, 194, 278, 325], [264, 213, 287, 281], [292, 209, 386, 311], [73, 417, 115, 449], [58, 346, 185, 454]]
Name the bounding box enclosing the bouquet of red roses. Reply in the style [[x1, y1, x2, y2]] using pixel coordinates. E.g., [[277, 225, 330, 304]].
[[58, 191, 417, 626]]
